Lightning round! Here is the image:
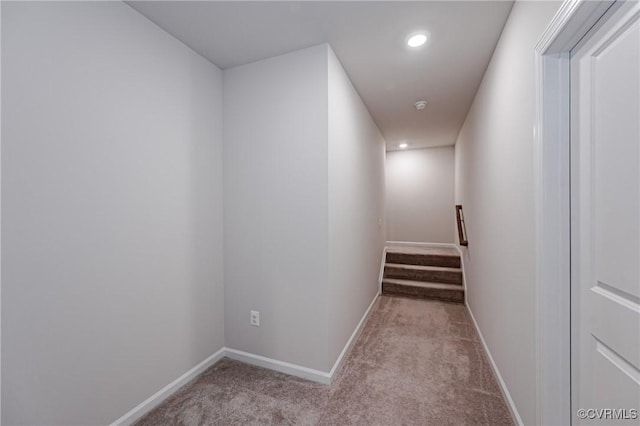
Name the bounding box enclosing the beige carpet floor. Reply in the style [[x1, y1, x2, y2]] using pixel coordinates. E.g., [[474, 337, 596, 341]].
[[136, 296, 514, 425]]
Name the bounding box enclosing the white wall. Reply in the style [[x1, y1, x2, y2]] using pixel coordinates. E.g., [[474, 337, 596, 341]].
[[223, 45, 331, 371], [454, 1, 561, 424], [386, 147, 455, 243], [327, 47, 386, 364], [224, 45, 385, 373], [1, 2, 224, 424]]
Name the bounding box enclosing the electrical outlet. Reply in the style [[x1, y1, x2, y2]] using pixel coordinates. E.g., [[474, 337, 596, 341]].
[[250, 310, 260, 327]]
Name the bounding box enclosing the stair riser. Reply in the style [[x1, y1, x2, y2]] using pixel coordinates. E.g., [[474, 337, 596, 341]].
[[384, 266, 462, 285], [383, 282, 464, 304], [386, 253, 461, 268]]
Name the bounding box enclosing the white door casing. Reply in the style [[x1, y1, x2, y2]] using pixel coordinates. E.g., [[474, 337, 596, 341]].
[[571, 1, 640, 424], [534, 1, 617, 423]]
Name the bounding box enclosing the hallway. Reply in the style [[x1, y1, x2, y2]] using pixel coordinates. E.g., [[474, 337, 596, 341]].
[[5, 1, 608, 424], [137, 296, 512, 425]]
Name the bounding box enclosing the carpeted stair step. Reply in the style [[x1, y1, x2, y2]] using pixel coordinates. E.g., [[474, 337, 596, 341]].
[[382, 278, 464, 304], [384, 263, 462, 285], [385, 251, 461, 268]]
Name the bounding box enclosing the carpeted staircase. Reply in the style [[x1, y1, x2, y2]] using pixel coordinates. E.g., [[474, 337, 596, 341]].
[[382, 246, 464, 303]]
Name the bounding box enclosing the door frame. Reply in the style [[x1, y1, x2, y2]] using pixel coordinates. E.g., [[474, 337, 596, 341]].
[[533, 0, 616, 424]]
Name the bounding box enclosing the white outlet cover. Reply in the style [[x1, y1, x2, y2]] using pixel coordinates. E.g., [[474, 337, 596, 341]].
[[250, 310, 260, 327]]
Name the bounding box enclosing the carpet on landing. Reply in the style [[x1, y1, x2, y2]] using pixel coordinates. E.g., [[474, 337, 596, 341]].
[[135, 296, 514, 426]]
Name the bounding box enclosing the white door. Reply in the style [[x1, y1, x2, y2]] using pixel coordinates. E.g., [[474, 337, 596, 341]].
[[571, 1, 640, 424]]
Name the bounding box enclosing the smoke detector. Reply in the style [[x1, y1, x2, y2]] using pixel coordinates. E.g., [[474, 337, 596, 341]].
[[414, 101, 428, 110]]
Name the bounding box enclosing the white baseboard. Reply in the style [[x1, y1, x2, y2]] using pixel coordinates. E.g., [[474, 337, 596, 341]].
[[111, 289, 381, 423], [328, 291, 379, 379], [466, 304, 523, 426], [226, 291, 380, 385], [378, 247, 387, 294], [453, 244, 467, 302], [224, 348, 332, 384], [111, 347, 226, 426], [386, 240, 457, 248]]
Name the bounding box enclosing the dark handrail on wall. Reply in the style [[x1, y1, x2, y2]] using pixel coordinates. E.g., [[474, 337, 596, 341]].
[[456, 205, 468, 246]]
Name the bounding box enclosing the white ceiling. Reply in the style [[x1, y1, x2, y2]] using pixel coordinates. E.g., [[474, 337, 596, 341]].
[[127, 1, 513, 151]]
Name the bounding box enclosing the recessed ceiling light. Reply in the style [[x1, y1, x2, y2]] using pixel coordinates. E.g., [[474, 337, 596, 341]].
[[407, 33, 428, 48], [399, 143, 408, 149]]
